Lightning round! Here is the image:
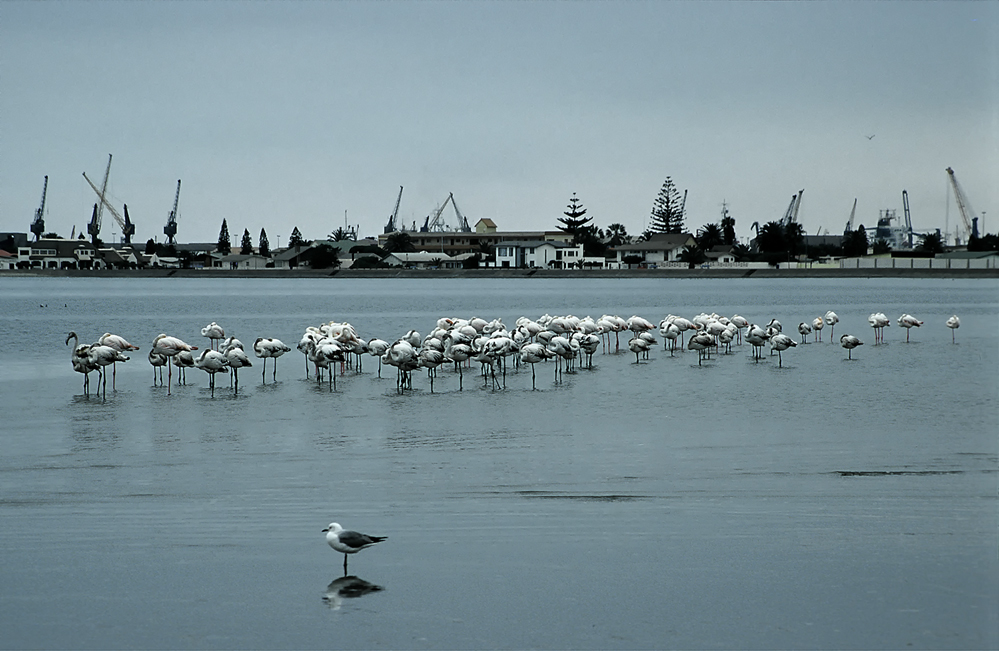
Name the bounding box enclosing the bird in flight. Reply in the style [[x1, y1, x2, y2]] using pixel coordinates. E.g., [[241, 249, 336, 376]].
[[865, 134, 875, 140]]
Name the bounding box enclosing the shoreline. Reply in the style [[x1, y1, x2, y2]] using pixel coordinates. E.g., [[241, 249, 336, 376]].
[[2, 267, 997, 279]]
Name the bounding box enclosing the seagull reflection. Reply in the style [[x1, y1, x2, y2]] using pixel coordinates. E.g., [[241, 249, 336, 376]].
[[323, 575, 384, 610]]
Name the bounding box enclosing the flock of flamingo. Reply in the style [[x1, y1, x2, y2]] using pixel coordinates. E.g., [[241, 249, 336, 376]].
[[65, 311, 962, 397]]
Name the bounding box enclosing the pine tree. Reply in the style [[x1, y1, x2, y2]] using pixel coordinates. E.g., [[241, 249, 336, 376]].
[[258, 229, 270, 257], [240, 229, 253, 255], [217, 219, 231, 254], [289, 227, 305, 247], [557, 193, 593, 240], [650, 178, 686, 234]]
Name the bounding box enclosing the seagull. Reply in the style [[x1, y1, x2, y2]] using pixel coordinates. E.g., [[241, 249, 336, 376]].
[[323, 522, 387, 573], [866, 134, 875, 140]]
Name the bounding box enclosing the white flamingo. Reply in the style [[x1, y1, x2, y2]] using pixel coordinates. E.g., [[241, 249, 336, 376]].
[[88, 344, 129, 397], [98, 333, 139, 391], [201, 322, 226, 350], [811, 316, 824, 342], [627, 336, 651, 364], [66, 332, 98, 394], [444, 336, 472, 391], [172, 349, 195, 385], [797, 322, 812, 344], [253, 337, 291, 382], [152, 334, 199, 395], [225, 345, 252, 392], [419, 347, 445, 393], [898, 314, 923, 342], [687, 331, 716, 365], [769, 333, 796, 367], [149, 349, 168, 386], [365, 338, 390, 378], [840, 334, 863, 359], [945, 315, 960, 343], [745, 324, 768, 361], [730, 315, 749, 344], [868, 312, 890, 344], [824, 311, 839, 342], [195, 349, 228, 397]]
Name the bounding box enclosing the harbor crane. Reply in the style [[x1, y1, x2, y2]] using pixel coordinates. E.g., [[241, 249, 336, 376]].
[[779, 189, 804, 227], [384, 186, 403, 234], [164, 180, 181, 245], [421, 193, 472, 233], [30, 176, 48, 241], [901, 190, 914, 248], [844, 198, 857, 234], [945, 167, 980, 243], [83, 154, 136, 244]]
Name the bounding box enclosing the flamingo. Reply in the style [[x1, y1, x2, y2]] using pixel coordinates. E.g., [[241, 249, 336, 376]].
[[797, 322, 812, 344], [88, 344, 129, 397], [365, 338, 389, 378], [149, 349, 168, 386], [519, 342, 552, 390], [172, 349, 195, 385], [225, 345, 252, 392], [195, 349, 228, 397], [687, 331, 716, 365], [253, 337, 291, 382], [745, 324, 768, 361], [384, 339, 419, 392], [627, 336, 651, 364], [824, 311, 839, 342], [730, 315, 749, 344], [660, 320, 680, 356], [840, 334, 863, 359], [152, 334, 199, 395], [98, 333, 139, 390], [201, 322, 226, 350], [811, 316, 824, 342], [66, 332, 98, 394], [868, 312, 890, 344], [945, 315, 960, 343], [443, 336, 472, 391], [769, 333, 796, 367], [419, 347, 445, 393], [898, 314, 923, 342]]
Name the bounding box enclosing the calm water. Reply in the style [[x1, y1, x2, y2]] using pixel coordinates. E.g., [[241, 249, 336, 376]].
[[1, 276, 996, 650]]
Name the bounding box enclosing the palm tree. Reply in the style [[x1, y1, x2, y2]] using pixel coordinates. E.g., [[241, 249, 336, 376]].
[[696, 223, 724, 250], [918, 231, 944, 254], [755, 221, 786, 253], [384, 231, 415, 253], [604, 223, 631, 247], [677, 245, 706, 269]]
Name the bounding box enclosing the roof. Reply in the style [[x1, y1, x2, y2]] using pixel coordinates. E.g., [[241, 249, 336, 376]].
[[384, 251, 457, 263], [476, 218, 496, 227], [613, 233, 695, 252], [495, 240, 579, 249]]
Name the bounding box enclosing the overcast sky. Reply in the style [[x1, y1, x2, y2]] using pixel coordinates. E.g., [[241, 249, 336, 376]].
[[2, 1, 995, 247]]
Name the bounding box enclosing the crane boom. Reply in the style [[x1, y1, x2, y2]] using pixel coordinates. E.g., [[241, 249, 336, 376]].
[[945, 167, 979, 242], [451, 193, 471, 232], [83, 171, 133, 243], [901, 190, 913, 248], [384, 186, 403, 233], [845, 198, 857, 234], [164, 180, 181, 245], [30, 176, 48, 241]]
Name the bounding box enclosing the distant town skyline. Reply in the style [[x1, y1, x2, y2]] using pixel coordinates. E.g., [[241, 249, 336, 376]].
[[2, 2, 995, 246]]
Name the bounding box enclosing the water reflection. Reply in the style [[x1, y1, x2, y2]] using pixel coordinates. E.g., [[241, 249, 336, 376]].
[[323, 574, 384, 610]]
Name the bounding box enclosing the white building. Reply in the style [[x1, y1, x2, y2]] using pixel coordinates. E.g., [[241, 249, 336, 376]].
[[492, 241, 586, 268]]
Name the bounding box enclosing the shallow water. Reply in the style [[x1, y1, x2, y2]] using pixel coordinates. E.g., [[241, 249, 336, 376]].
[[1, 277, 996, 649]]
